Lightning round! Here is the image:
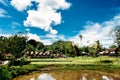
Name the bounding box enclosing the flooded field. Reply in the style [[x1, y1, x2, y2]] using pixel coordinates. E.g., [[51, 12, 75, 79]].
[[13, 70, 120, 80]]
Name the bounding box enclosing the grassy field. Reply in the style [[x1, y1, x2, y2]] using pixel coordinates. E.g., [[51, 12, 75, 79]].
[[19, 56, 120, 72], [30, 56, 119, 65], [3, 56, 120, 79]]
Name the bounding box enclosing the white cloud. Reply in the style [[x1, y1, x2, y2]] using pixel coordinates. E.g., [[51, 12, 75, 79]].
[[58, 35, 65, 40], [11, 22, 21, 29], [39, 33, 66, 45], [69, 14, 120, 48], [35, 0, 71, 10], [45, 33, 66, 40], [45, 34, 57, 39], [0, 0, 8, 6], [26, 32, 54, 45], [10, 0, 71, 34], [40, 39, 53, 45], [23, 8, 61, 34], [50, 28, 58, 34], [26, 33, 40, 41], [0, 8, 11, 18], [0, 34, 11, 37], [10, 0, 32, 11]]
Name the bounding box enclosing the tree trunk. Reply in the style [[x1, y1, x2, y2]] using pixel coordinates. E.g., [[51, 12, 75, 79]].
[[115, 46, 120, 64]]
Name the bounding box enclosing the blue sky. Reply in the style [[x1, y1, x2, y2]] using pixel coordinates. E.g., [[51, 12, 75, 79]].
[[0, 0, 120, 47]]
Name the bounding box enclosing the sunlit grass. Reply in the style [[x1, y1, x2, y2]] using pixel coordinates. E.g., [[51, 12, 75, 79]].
[[30, 56, 120, 65]]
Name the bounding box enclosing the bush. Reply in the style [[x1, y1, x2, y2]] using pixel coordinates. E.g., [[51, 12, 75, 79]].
[[101, 60, 113, 63], [9, 56, 30, 66], [0, 54, 5, 61], [9, 65, 31, 77], [0, 65, 12, 80], [9, 66, 22, 77]]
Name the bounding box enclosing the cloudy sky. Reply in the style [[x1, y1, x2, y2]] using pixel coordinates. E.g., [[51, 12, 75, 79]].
[[0, 0, 120, 47]]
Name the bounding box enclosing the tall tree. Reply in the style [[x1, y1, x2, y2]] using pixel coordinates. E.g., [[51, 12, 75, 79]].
[[27, 39, 44, 51], [0, 34, 26, 59], [92, 40, 100, 57], [8, 35, 26, 58], [114, 26, 120, 46], [114, 26, 120, 64], [79, 35, 83, 46]]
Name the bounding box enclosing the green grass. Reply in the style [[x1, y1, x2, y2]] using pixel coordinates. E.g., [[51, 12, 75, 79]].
[[29, 56, 120, 71], [30, 56, 119, 65], [4, 56, 120, 79]]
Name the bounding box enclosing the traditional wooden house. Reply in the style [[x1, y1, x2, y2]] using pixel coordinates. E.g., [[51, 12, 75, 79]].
[[101, 46, 120, 56]]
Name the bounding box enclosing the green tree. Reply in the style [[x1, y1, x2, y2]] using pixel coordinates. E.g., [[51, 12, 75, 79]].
[[50, 40, 65, 54], [27, 39, 38, 48], [0, 34, 26, 59], [50, 40, 78, 57], [92, 40, 100, 57], [0, 36, 7, 60], [114, 26, 120, 46], [88, 47, 96, 56], [27, 39, 44, 51], [113, 26, 120, 63], [8, 35, 26, 58], [109, 44, 117, 48]]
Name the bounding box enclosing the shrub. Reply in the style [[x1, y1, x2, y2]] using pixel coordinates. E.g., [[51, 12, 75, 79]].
[[9, 56, 30, 66], [9, 66, 22, 77], [0, 65, 12, 80]]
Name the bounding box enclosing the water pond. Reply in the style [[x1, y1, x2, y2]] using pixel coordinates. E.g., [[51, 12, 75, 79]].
[[13, 70, 120, 80]]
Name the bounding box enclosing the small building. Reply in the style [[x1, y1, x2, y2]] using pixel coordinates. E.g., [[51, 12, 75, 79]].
[[108, 48, 116, 56], [101, 46, 120, 56]]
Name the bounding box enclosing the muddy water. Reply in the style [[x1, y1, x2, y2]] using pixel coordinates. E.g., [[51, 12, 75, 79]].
[[13, 70, 120, 80]]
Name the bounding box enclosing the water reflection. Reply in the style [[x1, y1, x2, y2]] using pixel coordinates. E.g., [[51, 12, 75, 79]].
[[81, 76, 87, 80], [13, 70, 120, 80], [37, 73, 56, 80], [30, 78, 35, 80], [102, 75, 113, 80]]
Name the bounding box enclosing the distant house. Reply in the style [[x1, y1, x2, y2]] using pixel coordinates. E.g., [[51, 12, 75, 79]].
[[108, 48, 116, 56], [101, 46, 120, 56]]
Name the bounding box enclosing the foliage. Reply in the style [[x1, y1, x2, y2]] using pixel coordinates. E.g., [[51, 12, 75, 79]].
[[0, 34, 26, 59], [25, 43, 36, 52], [88, 47, 96, 56], [109, 44, 117, 48], [79, 35, 83, 45], [0, 36, 8, 60], [112, 26, 120, 63], [9, 56, 30, 66], [92, 40, 101, 57], [8, 35, 26, 58], [0, 34, 30, 66], [0, 65, 12, 80], [49, 40, 77, 57], [0, 53, 5, 60], [114, 26, 120, 46], [26, 39, 100, 57], [80, 46, 89, 53], [26, 39, 44, 51], [9, 66, 22, 77]]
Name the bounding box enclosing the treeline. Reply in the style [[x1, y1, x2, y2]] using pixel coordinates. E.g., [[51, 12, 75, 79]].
[[0, 33, 100, 60], [25, 39, 78, 57]]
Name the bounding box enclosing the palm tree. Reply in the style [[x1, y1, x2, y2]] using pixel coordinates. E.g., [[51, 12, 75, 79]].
[[79, 35, 83, 46], [93, 40, 100, 57]]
